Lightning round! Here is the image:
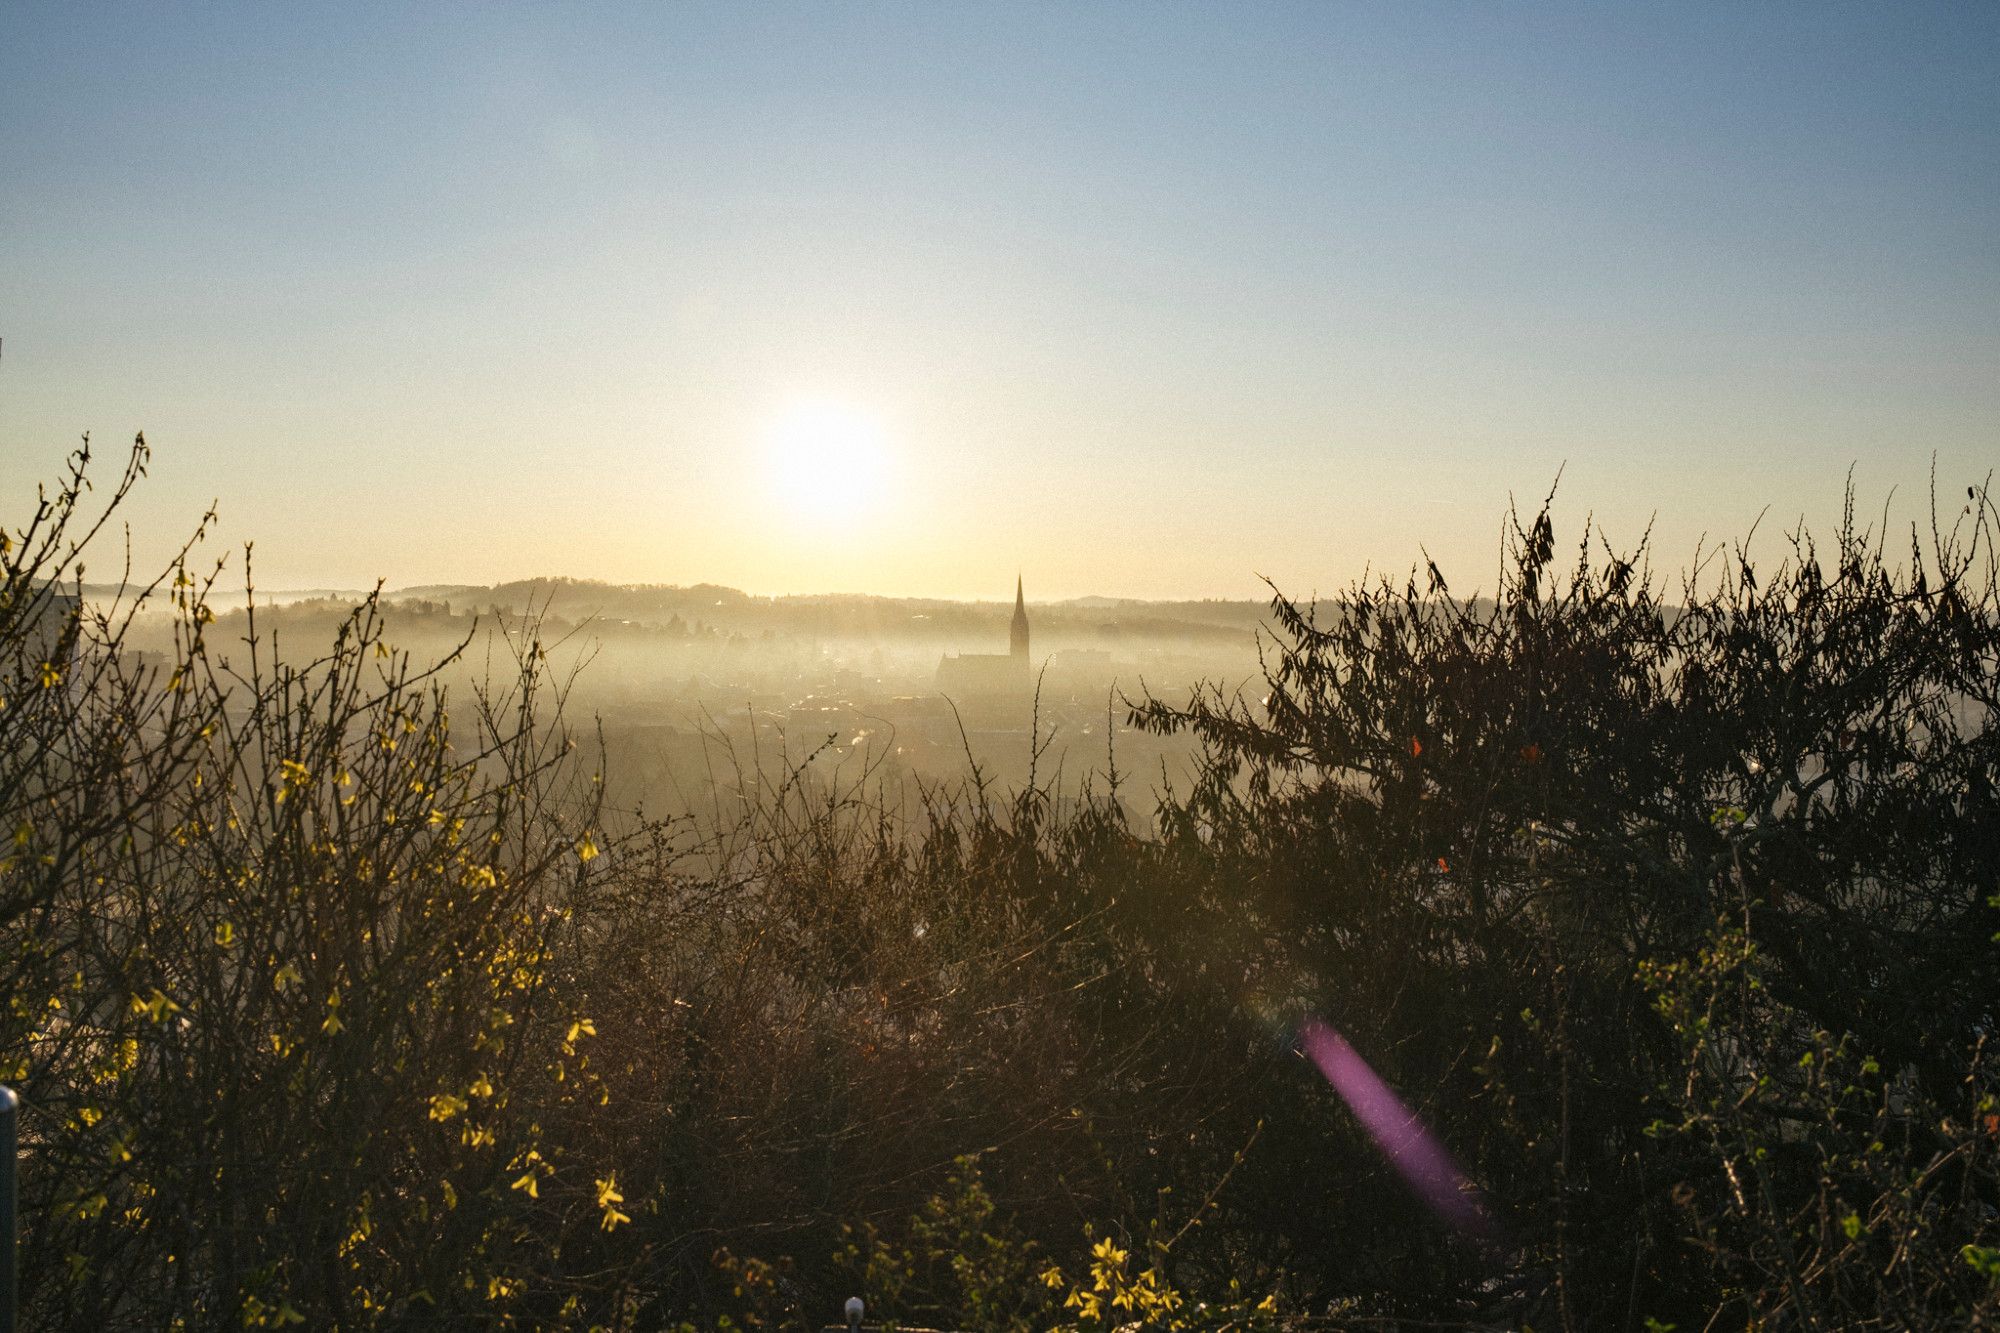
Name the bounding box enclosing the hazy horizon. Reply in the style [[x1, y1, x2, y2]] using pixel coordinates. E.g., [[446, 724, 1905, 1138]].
[[6, 10, 2000, 1325], [89, 573, 1283, 608]]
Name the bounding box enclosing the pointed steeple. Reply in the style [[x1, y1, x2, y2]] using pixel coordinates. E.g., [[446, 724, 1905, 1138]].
[[1010, 573, 1030, 661]]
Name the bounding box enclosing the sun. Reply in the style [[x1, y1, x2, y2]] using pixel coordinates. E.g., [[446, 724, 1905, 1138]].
[[763, 400, 894, 524]]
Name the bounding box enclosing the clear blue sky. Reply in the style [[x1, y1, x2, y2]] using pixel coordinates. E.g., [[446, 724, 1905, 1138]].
[[3, 3, 1995, 597]]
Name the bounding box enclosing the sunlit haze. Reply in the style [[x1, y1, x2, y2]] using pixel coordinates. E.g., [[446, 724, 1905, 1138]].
[[2, 3, 1995, 598], [763, 399, 897, 528], [7, 9, 2000, 1325]]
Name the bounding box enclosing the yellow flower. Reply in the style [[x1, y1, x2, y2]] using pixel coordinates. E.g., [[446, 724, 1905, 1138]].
[[595, 1174, 630, 1230], [129, 989, 180, 1023], [510, 1172, 539, 1198]]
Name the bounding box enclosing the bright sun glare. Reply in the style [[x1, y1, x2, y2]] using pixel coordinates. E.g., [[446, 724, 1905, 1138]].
[[763, 400, 894, 525]]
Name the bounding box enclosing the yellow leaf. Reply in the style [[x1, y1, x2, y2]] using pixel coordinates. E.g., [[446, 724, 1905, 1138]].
[[130, 989, 180, 1023]]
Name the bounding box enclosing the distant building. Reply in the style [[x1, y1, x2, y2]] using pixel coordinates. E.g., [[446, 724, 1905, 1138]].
[[12, 587, 81, 690], [936, 576, 1032, 697]]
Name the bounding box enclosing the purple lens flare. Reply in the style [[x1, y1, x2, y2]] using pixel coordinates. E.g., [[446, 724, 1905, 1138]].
[[1300, 1019, 1493, 1241]]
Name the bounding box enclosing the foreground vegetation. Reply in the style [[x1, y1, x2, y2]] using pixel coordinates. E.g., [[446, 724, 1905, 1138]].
[[4, 436, 1997, 1329]]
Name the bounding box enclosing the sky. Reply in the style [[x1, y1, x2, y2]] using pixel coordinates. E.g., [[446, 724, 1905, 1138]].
[[2, 3, 1996, 600]]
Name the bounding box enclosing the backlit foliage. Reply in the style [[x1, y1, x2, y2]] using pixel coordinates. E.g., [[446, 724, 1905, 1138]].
[[4, 437, 1997, 1327]]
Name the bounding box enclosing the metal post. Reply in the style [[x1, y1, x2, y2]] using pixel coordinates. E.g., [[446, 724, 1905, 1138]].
[[845, 1295, 864, 1333], [1, 1085, 16, 1333]]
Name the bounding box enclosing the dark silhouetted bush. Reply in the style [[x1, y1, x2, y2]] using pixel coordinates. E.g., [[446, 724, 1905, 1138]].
[[4, 438, 1995, 1328]]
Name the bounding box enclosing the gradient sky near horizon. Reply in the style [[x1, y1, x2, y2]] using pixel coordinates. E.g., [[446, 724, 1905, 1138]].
[[3, 3, 1996, 600]]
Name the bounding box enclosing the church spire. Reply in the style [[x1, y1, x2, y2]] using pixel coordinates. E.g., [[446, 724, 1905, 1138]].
[[1010, 573, 1030, 661]]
